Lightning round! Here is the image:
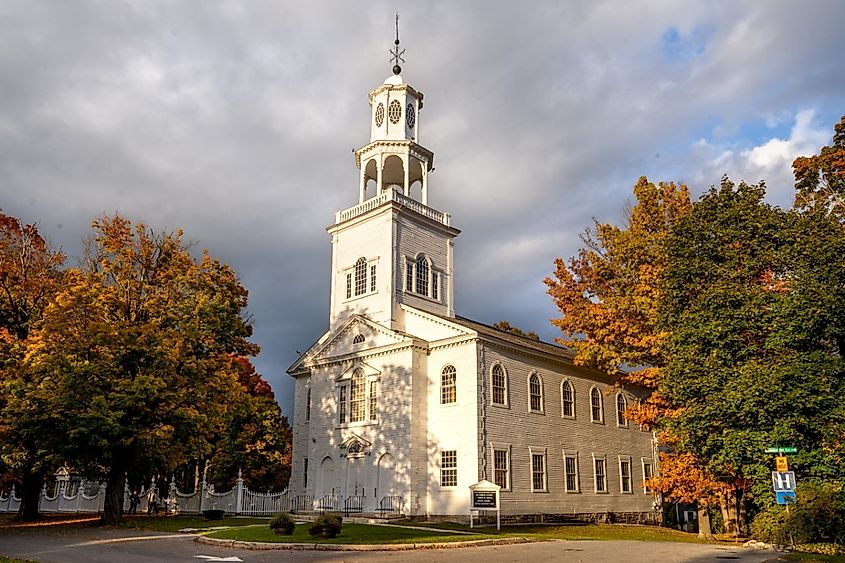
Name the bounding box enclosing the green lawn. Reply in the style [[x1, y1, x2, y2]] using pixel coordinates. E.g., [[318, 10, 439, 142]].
[[392, 521, 709, 543], [206, 521, 709, 545], [206, 522, 500, 544]]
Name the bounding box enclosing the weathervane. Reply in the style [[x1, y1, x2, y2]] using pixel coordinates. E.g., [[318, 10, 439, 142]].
[[389, 11, 405, 75]]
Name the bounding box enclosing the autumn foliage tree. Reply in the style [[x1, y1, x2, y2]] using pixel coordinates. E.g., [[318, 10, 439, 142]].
[[545, 177, 690, 423], [21, 214, 260, 524], [793, 115, 845, 220], [0, 211, 65, 520]]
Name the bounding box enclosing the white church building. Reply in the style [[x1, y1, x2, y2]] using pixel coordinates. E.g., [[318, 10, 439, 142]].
[[287, 54, 658, 521]]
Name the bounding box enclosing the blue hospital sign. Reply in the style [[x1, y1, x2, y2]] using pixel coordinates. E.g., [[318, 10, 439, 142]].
[[771, 471, 796, 492]]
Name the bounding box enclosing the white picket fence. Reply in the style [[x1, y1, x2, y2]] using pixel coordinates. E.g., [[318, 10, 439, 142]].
[[0, 470, 294, 516]]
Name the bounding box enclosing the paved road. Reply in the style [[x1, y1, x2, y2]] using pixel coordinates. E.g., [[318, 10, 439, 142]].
[[0, 526, 787, 563]]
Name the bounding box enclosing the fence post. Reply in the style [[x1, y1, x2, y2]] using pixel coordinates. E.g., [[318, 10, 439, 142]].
[[199, 473, 206, 513], [98, 482, 107, 513], [169, 475, 177, 514], [235, 468, 244, 515]]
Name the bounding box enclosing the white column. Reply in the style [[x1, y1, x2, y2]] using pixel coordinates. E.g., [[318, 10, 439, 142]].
[[403, 155, 410, 197], [376, 157, 383, 194], [421, 166, 428, 206], [359, 168, 367, 203]]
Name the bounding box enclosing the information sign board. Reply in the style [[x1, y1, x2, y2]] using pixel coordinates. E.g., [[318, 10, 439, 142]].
[[775, 456, 789, 472], [776, 491, 796, 505], [472, 491, 498, 509], [765, 447, 797, 454]]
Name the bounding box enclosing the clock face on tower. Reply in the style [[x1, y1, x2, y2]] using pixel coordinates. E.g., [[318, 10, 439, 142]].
[[406, 103, 415, 128], [375, 103, 384, 127]]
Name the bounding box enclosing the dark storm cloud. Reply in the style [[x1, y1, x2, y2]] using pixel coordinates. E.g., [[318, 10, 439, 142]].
[[2, 1, 844, 416]]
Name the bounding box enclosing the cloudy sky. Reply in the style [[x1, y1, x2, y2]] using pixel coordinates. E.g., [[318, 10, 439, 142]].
[[2, 1, 844, 417]]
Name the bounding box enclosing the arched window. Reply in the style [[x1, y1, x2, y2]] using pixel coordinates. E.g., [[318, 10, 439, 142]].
[[616, 393, 628, 426], [415, 254, 429, 296], [440, 365, 457, 404], [350, 369, 365, 422], [561, 380, 575, 418], [590, 387, 604, 423], [354, 258, 367, 296], [352, 334, 365, 344], [491, 364, 507, 406], [529, 373, 543, 412]]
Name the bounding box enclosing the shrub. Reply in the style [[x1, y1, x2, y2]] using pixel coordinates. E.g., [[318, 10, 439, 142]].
[[308, 512, 343, 538], [202, 509, 226, 520], [751, 481, 845, 546], [269, 512, 296, 535]]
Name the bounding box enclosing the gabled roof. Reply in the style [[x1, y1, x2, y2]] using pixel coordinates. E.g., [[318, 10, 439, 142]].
[[440, 314, 576, 362]]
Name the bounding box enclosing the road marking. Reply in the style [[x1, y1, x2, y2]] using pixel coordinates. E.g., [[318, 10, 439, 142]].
[[194, 556, 244, 562], [69, 534, 192, 546]]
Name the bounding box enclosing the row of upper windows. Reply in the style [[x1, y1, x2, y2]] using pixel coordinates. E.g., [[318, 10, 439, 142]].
[[343, 254, 442, 303], [439, 363, 635, 426], [303, 369, 379, 425], [439, 447, 655, 495], [405, 254, 441, 301], [345, 257, 377, 300]]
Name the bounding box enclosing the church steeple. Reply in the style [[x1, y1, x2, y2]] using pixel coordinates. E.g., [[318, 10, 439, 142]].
[[355, 18, 433, 205]]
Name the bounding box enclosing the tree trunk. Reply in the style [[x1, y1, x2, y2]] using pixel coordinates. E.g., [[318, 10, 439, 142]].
[[100, 462, 127, 525], [720, 492, 738, 537], [697, 503, 713, 539], [16, 466, 43, 521]]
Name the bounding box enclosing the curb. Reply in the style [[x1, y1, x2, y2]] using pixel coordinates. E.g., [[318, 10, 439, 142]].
[[195, 535, 535, 551]]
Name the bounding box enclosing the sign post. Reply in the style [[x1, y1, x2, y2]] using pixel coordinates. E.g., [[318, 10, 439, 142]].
[[469, 479, 501, 531]]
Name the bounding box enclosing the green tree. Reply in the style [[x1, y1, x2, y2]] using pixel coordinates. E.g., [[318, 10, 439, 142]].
[[660, 177, 845, 535], [205, 356, 292, 491], [0, 211, 65, 520], [793, 115, 845, 220], [491, 321, 540, 341], [22, 214, 259, 524]]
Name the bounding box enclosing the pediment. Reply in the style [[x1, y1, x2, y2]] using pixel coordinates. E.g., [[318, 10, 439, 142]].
[[335, 360, 381, 382], [287, 315, 409, 374], [339, 433, 372, 458]]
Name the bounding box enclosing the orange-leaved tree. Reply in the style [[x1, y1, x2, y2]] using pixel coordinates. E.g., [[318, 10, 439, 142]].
[[0, 211, 65, 521], [545, 177, 722, 537]]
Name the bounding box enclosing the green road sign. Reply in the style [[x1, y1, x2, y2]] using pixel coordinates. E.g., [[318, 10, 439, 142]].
[[765, 447, 797, 454]]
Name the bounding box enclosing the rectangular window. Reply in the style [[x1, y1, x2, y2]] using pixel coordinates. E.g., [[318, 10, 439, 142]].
[[306, 387, 311, 421], [493, 449, 510, 490], [304, 457, 308, 488], [405, 260, 414, 291], [620, 458, 632, 493], [339, 386, 347, 424], [432, 272, 439, 300], [350, 376, 365, 423], [564, 453, 579, 493], [368, 381, 377, 421], [346, 273, 352, 299], [441, 450, 457, 487], [594, 457, 607, 493], [642, 460, 654, 493], [370, 264, 377, 293], [531, 452, 547, 492]]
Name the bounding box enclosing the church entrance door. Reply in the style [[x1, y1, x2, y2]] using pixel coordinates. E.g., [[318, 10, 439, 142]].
[[317, 457, 336, 505], [345, 457, 365, 498], [376, 453, 396, 499]]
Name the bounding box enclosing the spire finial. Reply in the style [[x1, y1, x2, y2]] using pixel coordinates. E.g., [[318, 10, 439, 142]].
[[389, 11, 405, 75]]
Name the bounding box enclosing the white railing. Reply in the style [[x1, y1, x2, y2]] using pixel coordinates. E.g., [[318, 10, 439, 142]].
[[0, 469, 290, 516], [335, 189, 451, 226]]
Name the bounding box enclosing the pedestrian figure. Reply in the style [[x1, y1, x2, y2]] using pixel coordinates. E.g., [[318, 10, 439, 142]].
[[128, 489, 140, 514], [147, 487, 158, 515]]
